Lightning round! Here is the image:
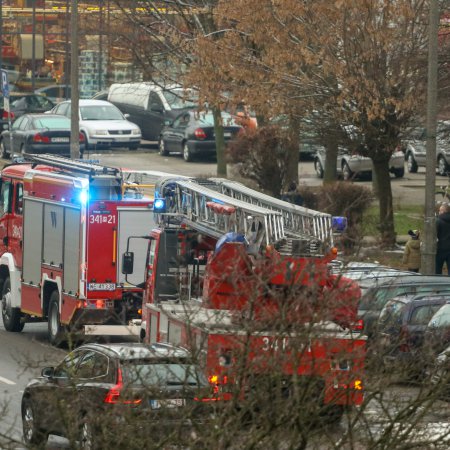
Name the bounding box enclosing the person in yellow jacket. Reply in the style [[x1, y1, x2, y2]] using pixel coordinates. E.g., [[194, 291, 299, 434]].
[[402, 229, 421, 272]]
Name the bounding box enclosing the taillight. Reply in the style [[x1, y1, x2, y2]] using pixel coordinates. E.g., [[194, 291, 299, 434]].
[[194, 128, 207, 140], [2, 111, 14, 120], [33, 133, 50, 143], [104, 367, 142, 405], [79, 132, 85, 142]]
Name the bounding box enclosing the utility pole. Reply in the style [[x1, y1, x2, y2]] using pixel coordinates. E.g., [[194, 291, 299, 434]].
[[422, 0, 439, 274], [70, 0, 80, 159]]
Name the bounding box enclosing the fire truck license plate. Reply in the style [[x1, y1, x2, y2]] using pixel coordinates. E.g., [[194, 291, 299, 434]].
[[150, 399, 185, 409], [88, 283, 116, 291]]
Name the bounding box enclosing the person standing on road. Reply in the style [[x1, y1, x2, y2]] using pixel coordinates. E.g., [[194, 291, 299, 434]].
[[402, 229, 421, 273], [436, 203, 450, 275]]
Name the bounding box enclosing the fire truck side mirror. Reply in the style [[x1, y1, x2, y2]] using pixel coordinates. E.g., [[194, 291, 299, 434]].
[[122, 252, 134, 274]]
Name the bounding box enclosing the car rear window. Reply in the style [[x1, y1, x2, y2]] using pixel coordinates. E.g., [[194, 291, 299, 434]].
[[121, 361, 207, 387], [410, 304, 444, 325], [379, 300, 406, 327], [32, 117, 70, 129]]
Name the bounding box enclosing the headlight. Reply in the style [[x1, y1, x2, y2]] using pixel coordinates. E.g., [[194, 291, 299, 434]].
[[132, 129, 141, 135], [93, 130, 108, 136]]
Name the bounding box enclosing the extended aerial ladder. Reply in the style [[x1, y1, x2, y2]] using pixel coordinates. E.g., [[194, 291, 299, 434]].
[[155, 177, 337, 258]]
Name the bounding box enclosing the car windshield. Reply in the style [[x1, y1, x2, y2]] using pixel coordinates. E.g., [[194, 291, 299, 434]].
[[80, 105, 124, 120], [121, 361, 207, 387], [32, 117, 70, 129], [164, 89, 197, 110]]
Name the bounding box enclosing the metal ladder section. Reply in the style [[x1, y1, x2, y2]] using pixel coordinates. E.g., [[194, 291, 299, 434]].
[[22, 153, 121, 177], [160, 179, 286, 249], [206, 178, 333, 244]]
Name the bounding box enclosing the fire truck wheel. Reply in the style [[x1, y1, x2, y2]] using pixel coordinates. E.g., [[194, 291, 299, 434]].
[[48, 292, 66, 346], [1, 277, 24, 332], [320, 404, 344, 424]]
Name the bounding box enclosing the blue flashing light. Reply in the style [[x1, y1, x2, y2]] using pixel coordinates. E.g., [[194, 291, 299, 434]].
[[79, 190, 89, 206], [332, 216, 347, 233], [153, 198, 166, 212]]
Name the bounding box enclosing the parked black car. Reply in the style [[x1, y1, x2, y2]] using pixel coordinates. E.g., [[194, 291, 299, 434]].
[[0, 92, 55, 131], [357, 274, 450, 338], [21, 342, 217, 449], [376, 294, 449, 373], [424, 301, 450, 358], [159, 111, 242, 162], [0, 113, 85, 158]]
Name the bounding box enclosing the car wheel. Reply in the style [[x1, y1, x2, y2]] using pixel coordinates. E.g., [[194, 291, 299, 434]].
[[393, 167, 405, 178], [159, 138, 169, 156], [0, 140, 9, 159], [22, 397, 48, 446], [406, 153, 418, 173], [183, 142, 193, 162], [437, 156, 449, 176], [48, 291, 65, 346], [20, 143, 26, 155], [342, 162, 353, 181], [1, 277, 24, 332], [314, 159, 324, 179]]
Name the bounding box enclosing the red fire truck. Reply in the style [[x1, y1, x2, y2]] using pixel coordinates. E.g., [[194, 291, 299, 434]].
[[0, 155, 156, 345], [123, 177, 366, 420]]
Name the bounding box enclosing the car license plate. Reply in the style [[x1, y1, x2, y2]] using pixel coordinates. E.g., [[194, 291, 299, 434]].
[[150, 399, 185, 409], [88, 283, 116, 291], [51, 137, 69, 143], [224, 132, 231, 137]]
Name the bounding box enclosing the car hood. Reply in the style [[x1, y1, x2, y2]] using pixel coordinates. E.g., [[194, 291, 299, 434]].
[[80, 119, 139, 130]]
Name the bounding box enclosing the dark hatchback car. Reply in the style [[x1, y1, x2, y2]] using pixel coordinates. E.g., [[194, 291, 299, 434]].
[[0, 114, 85, 158], [376, 294, 449, 372], [0, 92, 55, 131], [357, 274, 450, 338], [158, 111, 242, 162], [22, 343, 217, 449]]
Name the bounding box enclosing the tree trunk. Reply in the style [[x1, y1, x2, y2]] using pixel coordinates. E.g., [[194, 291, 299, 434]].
[[323, 138, 339, 184], [372, 158, 396, 247], [286, 115, 300, 188], [213, 107, 227, 177]]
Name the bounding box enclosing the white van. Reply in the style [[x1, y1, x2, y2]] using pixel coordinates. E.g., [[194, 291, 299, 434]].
[[107, 83, 197, 141]]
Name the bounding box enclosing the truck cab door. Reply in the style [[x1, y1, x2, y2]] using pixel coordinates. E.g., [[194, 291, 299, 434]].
[[0, 178, 13, 256]]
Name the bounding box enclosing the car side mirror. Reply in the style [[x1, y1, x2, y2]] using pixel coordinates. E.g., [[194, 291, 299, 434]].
[[124, 113, 130, 119], [41, 367, 55, 378], [122, 252, 134, 274], [164, 119, 172, 126]]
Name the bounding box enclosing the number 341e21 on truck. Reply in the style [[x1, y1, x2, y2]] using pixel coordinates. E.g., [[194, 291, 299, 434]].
[[122, 176, 366, 421], [0, 154, 156, 345]]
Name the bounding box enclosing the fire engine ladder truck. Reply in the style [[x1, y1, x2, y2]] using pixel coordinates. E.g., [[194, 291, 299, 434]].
[[22, 153, 121, 178], [157, 178, 333, 257]]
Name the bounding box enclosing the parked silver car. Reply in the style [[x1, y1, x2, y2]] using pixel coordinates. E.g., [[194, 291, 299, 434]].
[[314, 147, 405, 180], [403, 121, 450, 176]]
